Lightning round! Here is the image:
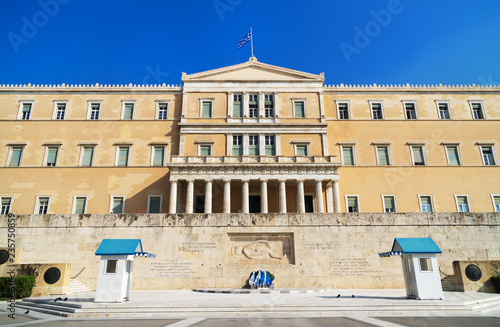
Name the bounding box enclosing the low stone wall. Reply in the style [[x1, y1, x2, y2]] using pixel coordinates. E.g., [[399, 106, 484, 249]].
[[453, 260, 500, 293], [1, 213, 499, 290]]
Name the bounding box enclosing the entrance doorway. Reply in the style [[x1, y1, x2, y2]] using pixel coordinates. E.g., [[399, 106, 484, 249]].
[[305, 195, 314, 213], [249, 195, 261, 213], [195, 196, 205, 213]]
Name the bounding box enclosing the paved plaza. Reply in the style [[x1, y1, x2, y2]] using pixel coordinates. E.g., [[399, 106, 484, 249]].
[[1, 289, 500, 326]]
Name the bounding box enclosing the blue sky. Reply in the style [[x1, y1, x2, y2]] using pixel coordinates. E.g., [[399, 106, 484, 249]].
[[1, 0, 499, 86]]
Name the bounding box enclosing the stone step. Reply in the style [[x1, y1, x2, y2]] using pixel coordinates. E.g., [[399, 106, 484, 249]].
[[441, 275, 457, 291], [16, 302, 71, 317], [69, 279, 93, 293]]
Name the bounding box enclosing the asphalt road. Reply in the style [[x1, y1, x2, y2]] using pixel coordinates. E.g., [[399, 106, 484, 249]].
[[1, 315, 500, 327]]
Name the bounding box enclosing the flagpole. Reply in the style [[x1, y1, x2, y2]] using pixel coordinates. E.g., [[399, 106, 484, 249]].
[[250, 27, 254, 58]]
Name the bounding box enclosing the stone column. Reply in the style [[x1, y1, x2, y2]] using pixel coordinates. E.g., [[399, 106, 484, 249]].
[[278, 179, 287, 213], [260, 179, 268, 213], [185, 179, 194, 214], [332, 180, 341, 213], [296, 179, 305, 213], [204, 179, 212, 214], [168, 179, 178, 214], [325, 182, 334, 213], [223, 179, 231, 213], [242, 179, 249, 213], [315, 179, 324, 213]]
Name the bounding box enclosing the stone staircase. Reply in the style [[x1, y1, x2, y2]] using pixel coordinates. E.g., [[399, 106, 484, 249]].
[[16, 292, 500, 318], [69, 279, 93, 294], [441, 275, 458, 292]]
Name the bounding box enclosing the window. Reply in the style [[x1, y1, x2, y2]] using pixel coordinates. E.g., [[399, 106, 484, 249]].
[[105, 260, 118, 274], [18, 101, 33, 120], [382, 195, 397, 213], [341, 145, 355, 166], [265, 135, 275, 156], [116, 147, 130, 166], [411, 146, 426, 165], [80, 146, 95, 167], [492, 195, 500, 212], [110, 196, 125, 214], [54, 102, 67, 120], [1, 197, 12, 215], [122, 101, 135, 120], [201, 100, 212, 118], [249, 94, 259, 117], [404, 101, 417, 120], [147, 195, 162, 214], [445, 145, 461, 166], [199, 145, 212, 156], [437, 101, 451, 120], [370, 102, 383, 119], [455, 195, 470, 212], [264, 94, 274, 117], [36, 196, 50, 214], [480, 146, 497, 166], [346, 195, 359, 212], [249, 135, 259, 156], [469, 101, 485, 120], [294, 100, 305, 118], [157, 102, 168, 120], [152, 146, 165, 166], [295, 144, 308, 156], [73, 196, 87, 214], [87, 102, 101, 120], [45, 146, 59, 167], [232, 135, 243, 156], [419, 195, 434, 213], [233, 94, 242, 117], [337, 102, 349, 119], [419, 258, 433, 272], [376, 145, 390, 165], [8, 146, 23, 167]]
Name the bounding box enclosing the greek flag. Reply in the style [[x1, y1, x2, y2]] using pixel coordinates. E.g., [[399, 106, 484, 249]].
[[238, 30, 252, 49]]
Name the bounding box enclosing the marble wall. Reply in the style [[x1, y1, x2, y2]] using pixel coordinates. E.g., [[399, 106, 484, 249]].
[[1, 212, 499, 290]]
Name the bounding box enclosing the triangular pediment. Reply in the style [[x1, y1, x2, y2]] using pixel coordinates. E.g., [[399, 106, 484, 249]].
[[182, 57, 324, 83]]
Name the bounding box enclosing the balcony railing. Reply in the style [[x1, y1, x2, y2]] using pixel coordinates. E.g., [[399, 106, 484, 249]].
[[170, 155, 339, 164]]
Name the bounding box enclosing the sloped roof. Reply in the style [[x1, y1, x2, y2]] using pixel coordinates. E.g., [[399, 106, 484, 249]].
[[95, 239, 155, 257], [379, 238, 441, 257], [182, 57, 324, 82], [392, 238, 442, 254]]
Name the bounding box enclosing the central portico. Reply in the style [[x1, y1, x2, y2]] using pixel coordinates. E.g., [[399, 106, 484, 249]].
[[168, 57, 342, 214]]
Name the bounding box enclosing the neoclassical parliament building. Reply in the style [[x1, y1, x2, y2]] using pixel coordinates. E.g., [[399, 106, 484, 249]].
[[1, 57, 500, 216]]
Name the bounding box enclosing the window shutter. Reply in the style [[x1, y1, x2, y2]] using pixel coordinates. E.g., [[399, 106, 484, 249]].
[[412, 147, 424, 164], [202, 102, 212, 117], [233, 102, 242, 117], [294, 102, 305, 117], [9, 147, 22, 166], [342, 147, 354, 165], [200, 145, 211, 156], [153, 147, 164, 166], [123, 103, 134, 119], [377, 147, 389, 165], [347, 197, 357, 209], [447, 147, 459, 165], [296, 145, 307, 156], [118, 147, 129, 166], [75, 197, 86, 214], [494, 197, 500, 205], [82, 147, 93, 166], [457, 196, 467, 205], [112, 198, 123, 213], [22, 104, 31, 112], [149, 197, 161, 213], [384, 197, 394, 210], [47, 148, 58, 165], [420, 196, 430, 205]]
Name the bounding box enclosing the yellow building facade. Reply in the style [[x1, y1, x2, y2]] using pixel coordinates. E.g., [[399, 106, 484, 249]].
[[1, 58, 500, 215]]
